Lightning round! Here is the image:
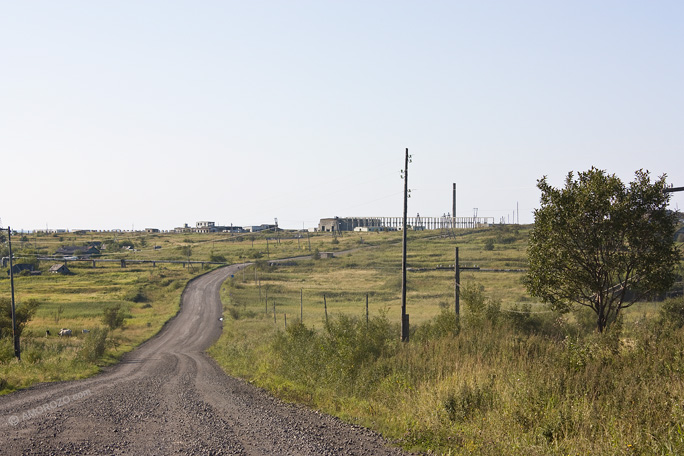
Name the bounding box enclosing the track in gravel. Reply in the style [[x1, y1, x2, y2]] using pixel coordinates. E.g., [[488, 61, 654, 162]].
[[0, 265, 411, 455]]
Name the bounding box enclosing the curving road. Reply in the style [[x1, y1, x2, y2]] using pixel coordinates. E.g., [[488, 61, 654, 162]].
[[0, 265, 410, 455]]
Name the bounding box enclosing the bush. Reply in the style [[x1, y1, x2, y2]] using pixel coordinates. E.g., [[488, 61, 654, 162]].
[[414, 309, 460, 341], [102, 304, 127, 330], [0, 338, 15, 363], [660, 296, 684, 328], [272, 314, 397, 395], [123, 287, 148, 303], [461, 282, 500, 327], [505, 303, 563, 337], [79, 328, 109, 362]]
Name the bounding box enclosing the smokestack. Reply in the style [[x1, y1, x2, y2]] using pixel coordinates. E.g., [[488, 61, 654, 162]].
[[452, 183, 456, 221]]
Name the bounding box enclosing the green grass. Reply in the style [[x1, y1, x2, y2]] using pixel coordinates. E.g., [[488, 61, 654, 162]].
[[209, 226, 684, 455], [4, 226, 684, 455], [0, 258, 204, 393]]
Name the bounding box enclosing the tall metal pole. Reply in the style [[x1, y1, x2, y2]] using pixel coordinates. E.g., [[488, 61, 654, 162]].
[[401, 148, 410, 342], [8, 227, 20, 360]]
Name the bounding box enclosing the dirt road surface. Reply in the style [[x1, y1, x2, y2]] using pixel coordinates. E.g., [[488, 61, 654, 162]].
[[0, 265, 411, 455]]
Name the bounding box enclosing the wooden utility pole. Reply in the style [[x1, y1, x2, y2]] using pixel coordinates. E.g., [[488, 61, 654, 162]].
[[8, 228, 20, 360], [401, 148, 410, 342], [452, 183, 456, 227], [454, 247, 460, 317]]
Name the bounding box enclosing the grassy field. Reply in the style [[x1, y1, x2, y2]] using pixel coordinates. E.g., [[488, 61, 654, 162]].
[[3, 226, 684, 455], [0, 259, 202, 393], [0, 228, 424, 393], [220, 225, 533, 331], [208, 225, 684, 455]]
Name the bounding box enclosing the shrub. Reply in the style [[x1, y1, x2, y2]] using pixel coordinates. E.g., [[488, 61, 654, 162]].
[[123, 287, 147, 303], [461, 282, 500, 327], [660, 296, 684, 328], [414, 309, 460, 341], [102, 304, 127, 330], [0, 338, 15, 363], [505, 303, 563, 337], [272, 314, 397, 395], [79, 328, 109, 362]]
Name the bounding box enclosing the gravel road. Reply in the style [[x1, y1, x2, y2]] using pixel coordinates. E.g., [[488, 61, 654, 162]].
[[0, 265, 412, 455]]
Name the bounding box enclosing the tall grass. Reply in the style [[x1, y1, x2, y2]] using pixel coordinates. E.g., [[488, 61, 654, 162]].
[[211, 295, 684, 454], [209, 226, 683, 454]]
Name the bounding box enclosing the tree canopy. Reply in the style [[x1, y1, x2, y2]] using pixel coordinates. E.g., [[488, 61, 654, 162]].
[[0, 298, 40, 338], [524, 168, 680, 332]]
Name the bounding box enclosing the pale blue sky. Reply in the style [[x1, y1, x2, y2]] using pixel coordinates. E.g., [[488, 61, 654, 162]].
[[2, 1, 682, 231]]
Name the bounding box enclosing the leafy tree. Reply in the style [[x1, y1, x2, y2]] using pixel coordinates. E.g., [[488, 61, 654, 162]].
[[0, 298, 40, 338], [524, 168, 680, 332]]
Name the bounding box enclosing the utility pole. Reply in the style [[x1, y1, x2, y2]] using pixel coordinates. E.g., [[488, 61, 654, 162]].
[[8, 227, 20, 360], [401, 148, 411, 342], [452, 183, 456, 228], [454, 247, 460, 317]]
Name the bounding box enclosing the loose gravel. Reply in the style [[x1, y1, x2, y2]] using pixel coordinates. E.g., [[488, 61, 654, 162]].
[[0, 265, 414, 455]]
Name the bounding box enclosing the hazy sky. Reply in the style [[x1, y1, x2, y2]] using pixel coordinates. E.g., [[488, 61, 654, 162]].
[[2, 1, 683, 231]]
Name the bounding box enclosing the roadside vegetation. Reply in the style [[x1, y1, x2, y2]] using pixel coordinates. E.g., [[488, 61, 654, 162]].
[[209, 225, 684, 455]]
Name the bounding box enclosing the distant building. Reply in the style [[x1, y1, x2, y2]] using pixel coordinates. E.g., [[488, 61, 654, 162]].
[[49, 264, 71, 275], [7, 263, 35, 275], [318, 215, 491, 232], [246, 224, 277, 233], [174, 223, 193, 234], [145, 228, 160, 233], [195, 221, 216, 233], [222, 226, 244, 233]]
